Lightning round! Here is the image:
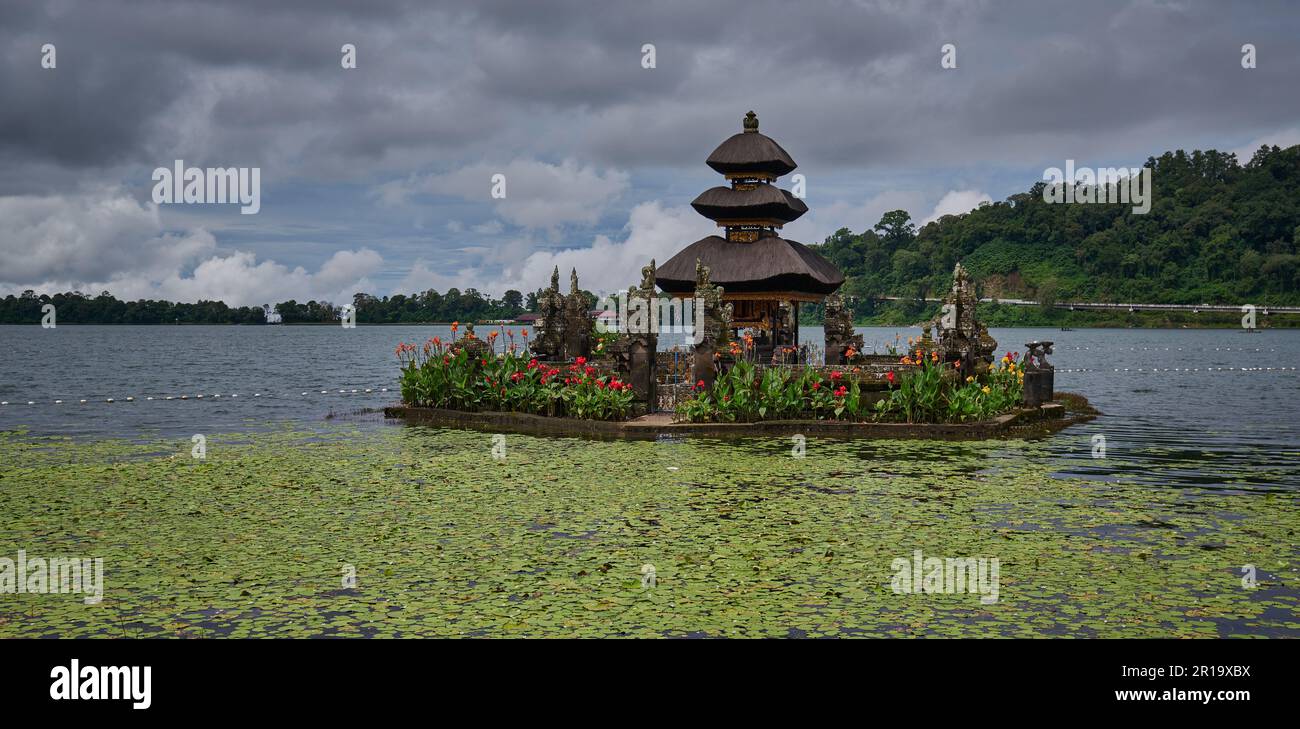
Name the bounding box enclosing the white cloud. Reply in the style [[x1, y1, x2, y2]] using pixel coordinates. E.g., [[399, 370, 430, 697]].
[[923, 189, 992, 224], [0, 188, 213, 282], [385, 158, 630, 230], [783, 190, 928, 244], [1229, 127, 1300, 164], [0, 188, 382, 307], [486, 201, 712, 295], [395, 201, 713, 297]]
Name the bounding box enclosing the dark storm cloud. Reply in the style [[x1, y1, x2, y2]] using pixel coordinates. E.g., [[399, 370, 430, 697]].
[[2, 0, 1296, 188]]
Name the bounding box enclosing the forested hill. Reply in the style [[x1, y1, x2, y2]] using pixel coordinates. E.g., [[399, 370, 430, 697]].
[[809, 144, 1300, 319]]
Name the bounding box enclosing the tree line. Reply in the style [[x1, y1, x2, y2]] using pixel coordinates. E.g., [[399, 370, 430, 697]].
[[805, 144, 1300, 323], [0, 287, 530, 324]]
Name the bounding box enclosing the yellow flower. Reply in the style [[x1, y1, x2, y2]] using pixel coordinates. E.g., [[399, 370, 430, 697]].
[[965, 376, 975, 383], [981, 385, 991, 394]]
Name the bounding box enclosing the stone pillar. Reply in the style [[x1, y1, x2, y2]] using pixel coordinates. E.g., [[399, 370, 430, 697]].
[[691, 260, 724, 390], [627, 333, 657, 405], [534, 266, 566, 361], [601, 260, 659, 406], [933, 262, 996, 378], [562, 268, 594, 360], [1022, 340, 1055, 406], [823, 293, 862, 365]]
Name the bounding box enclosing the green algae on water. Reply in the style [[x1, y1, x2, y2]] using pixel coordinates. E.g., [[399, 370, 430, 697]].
[[0, 426, 1295, 638]]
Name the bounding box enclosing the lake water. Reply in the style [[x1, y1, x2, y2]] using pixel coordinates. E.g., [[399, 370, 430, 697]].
[[2, 323, 1296, 637], [2, 324, 1297, 492]]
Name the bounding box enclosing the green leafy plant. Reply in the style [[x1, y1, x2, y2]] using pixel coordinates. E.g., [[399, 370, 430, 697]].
[[396, 334, 635, 421]]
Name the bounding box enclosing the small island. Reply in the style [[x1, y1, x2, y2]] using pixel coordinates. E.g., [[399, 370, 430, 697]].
[[386, 112, 1094, 439]]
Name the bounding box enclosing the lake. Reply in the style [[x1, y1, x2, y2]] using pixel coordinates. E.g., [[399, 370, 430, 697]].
[[2, 324, 1297, 492], [1, 324, 1296, 637]]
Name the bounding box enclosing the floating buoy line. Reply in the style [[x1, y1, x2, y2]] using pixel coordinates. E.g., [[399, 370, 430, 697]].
[[1056, 367, 1297, 373], [0, 388, 389, 407], [1051, 346, 1279, 353]]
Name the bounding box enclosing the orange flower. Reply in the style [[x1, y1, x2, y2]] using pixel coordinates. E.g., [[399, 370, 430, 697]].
[[844, 347, 857, 358], [451, 321, 460, 334]]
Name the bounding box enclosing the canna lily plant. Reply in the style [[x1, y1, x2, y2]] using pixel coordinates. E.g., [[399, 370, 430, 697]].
[[396, 338, 636, 421]]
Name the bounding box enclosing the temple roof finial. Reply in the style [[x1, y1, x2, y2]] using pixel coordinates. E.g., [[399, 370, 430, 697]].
[[743, 110, 758, 133]]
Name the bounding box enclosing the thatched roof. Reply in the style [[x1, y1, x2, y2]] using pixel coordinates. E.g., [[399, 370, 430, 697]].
[[656, 233, 845, 297], [705, 113, 797, 177], [690, 184, 807, 223]]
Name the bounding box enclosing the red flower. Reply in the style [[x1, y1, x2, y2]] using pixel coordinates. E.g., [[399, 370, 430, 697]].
[[830, 370, 843, 381], [528, 358, 539, 369], [812, 381, 821, 391], [886, 371, 896, 385], [576, 356, 587, 366]]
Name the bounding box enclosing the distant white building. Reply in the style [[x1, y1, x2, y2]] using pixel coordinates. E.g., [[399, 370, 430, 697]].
[[263, 305, 282, 324]]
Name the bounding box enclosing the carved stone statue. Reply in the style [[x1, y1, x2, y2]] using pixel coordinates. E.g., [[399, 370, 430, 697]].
[[533, 265, 566, 360], [823, 292, 863, 365], [562, 268, 593, 360], [639, 259, 656, 294], [1022, 340, 1055, 406], [931, 262, 996, 377], [692, 258, 729, 388], [695, 258, 711, 289]]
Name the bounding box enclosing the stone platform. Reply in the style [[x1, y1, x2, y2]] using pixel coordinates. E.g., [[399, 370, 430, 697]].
[[383, 397, 1093, 441]]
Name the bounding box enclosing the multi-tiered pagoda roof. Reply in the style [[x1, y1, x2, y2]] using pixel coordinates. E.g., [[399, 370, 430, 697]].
[[657, 111, 844, 301]]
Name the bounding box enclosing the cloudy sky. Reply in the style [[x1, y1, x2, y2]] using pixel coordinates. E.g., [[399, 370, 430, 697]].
[[2, 0, 1298, 306]]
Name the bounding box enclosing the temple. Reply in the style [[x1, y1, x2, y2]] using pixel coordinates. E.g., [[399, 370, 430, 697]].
[[656, 111, 844, 360]]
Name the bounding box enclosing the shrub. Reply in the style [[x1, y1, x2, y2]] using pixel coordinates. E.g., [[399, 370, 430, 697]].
[[675, 348, 1025, 424], [396, 335, 636, 421]]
